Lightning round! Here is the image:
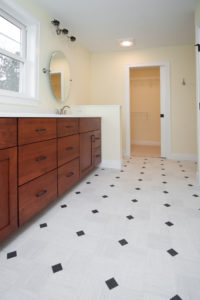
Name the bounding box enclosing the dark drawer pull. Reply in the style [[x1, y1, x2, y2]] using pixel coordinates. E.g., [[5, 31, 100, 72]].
[[66, 172, 74, 178], [35, 128, 47, 132], [66, 125, 73, 129], [66, 146, 74, 151], [36, 189, 47, 198], [96, 154, 101, 158], [35, 156, 47, 162]]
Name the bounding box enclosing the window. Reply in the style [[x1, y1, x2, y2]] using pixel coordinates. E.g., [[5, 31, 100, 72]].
[[0, 1, 40, 106]]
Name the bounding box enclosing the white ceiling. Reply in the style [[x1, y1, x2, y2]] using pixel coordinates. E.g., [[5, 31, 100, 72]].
[[36, 0, 198, 53]]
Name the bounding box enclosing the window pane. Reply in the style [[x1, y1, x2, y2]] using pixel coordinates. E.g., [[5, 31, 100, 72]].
[[0, 15, 22, 55], [0, 53, 22, 92]]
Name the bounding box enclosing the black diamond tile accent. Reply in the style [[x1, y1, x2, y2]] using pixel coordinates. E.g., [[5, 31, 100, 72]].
[[61, 204, 67, 208], [184, 176, 189, 179], [40, 223, 47, 228], [102, 195, 108, 198], [163, 191, 169, 194], [7, 251, 17, 259], [110, 184, 115, 187], [76, 230, 85, 236], [75, 191, 81, 194], [92, 209, 99, 214], [164, 203, 171, 207], [132, 199, 138, 203], [140, 172, 144, 174], [188, 184, 193, 187], [105, 277, 119, 290], [120, 170, 124, 172], [160, 164, 164, 165], [181, 170, 185, 172], [193, 194, 199, 197], [170, 295, 182, 300], [126, 215, 134, 220], [95, 174, 99, 176], [135, 187, 140, 190], [162, 174, 166, 176], [116, 176, 120, 179], [142, 166, 146, 169], [138, 179, 143, 181], [162, 181, 167, 184], [52, 263, 63, 273], [101, 168, 105, 170], [167, 248, 178, 257], [86, 182, 91, 184], [165, 221, 174, 227], [161, 168, 165, 170], [124, 165, 127, 167], [118, 239, 128, 246]]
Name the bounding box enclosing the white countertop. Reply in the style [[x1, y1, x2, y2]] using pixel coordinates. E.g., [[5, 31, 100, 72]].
[[0, 112, 100, 118]]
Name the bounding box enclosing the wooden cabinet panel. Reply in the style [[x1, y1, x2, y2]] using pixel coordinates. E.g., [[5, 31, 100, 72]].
[[80, 132, 95, 177], [57, 118, 79, 137], [18, 139, 57, 185], [94, 147, 101, 166], [0, 147, 17, 242], [79, 117, 100, 133], [58, 134, 79, 167], [93, 130, 101, 148], [0, 118, 17, 149], [19, 169, 57, 225], [58, 158, 79, 196], [18, 118, 56, 145]]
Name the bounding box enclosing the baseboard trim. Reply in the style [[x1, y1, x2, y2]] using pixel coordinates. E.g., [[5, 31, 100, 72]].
[[131, 141, 161, 146], [99, 160, 122, 169], [167, 153, 197, 161]]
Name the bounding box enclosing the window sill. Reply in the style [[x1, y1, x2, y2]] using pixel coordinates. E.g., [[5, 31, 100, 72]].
[[0, 94, 39, 106]]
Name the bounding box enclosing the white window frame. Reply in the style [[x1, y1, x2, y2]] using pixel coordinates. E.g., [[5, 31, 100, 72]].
[[0, 0, 40, 106]]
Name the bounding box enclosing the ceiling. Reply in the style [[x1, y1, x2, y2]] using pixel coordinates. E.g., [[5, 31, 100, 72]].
[[36, 0, 198, 53]]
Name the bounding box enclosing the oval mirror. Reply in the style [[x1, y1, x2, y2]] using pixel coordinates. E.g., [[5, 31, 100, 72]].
[[49, 51, 71, 102]]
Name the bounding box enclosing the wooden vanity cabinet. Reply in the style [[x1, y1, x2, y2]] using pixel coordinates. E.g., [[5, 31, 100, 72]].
[[0, 118, 17, 242], [0, 117, 101, 242], [80, 118, 101, 178]]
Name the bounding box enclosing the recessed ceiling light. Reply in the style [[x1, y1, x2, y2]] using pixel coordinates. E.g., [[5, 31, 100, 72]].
[[120, 40, 134, 47]]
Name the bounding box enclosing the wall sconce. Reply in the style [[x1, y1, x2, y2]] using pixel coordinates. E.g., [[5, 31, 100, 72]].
[[51, 19, 76, 42]]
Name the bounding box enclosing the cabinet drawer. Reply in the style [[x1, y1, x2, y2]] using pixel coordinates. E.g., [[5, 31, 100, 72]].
[[18, 118, 56, 145], [57, 118, 79, 137], [79, 118, 101, 133], [94, 147, 101, 166], [19, 170, 57, 225], [18, 139, 57, 185], [93, 130, 101, 148], [0, 118, 17, 149], [58, 134, 79, 167], [58, 158, 79, 196]]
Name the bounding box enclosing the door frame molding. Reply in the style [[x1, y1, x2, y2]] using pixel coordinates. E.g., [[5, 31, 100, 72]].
[[125, 61, 171, 158], [195, 24, 200, 184]]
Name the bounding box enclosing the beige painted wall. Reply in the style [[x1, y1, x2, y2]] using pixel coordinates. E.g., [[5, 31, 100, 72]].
[[90, 45, 197, 156], [0, 0, 91, 111], [130, 67, 160, 145]]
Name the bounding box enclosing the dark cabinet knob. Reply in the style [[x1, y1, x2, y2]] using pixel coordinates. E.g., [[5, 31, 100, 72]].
[[66, 172, 74, 178], [66, 146, 74, 151], [36, 189, 47, 198], [35, 156, 47, 162], [66, 125, 73, 129], [35, 128, 47, 132]]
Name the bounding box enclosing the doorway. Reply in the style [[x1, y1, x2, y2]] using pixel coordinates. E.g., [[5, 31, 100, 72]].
[[130, 66, 161, 157], [125, 62, 171, 159]]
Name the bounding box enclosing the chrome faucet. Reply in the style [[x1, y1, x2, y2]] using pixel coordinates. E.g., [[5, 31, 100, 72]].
[[57, 105, 70, 114]]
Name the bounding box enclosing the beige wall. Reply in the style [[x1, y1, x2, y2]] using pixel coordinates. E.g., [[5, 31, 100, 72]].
[[90, 45, 197, 156], [130, 67, 160, 145], [0, 0, 91, 111]]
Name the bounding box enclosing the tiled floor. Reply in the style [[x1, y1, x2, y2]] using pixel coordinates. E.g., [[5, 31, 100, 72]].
[[131, 144, 161, 157], [1, 156, 200, 300]]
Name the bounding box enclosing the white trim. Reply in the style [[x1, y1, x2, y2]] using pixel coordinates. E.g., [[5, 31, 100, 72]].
[[131, 140, 160, 146], [168, 153, 197, 162], [99, 159, 122, 169], [0, 0, 40, 106], [125, 61, 171, 158], [196, 24, 200, 184]]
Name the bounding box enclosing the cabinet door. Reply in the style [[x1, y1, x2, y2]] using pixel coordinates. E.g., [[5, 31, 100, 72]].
[[80, 132, 95, 177], [0, 147, 17, 242]]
